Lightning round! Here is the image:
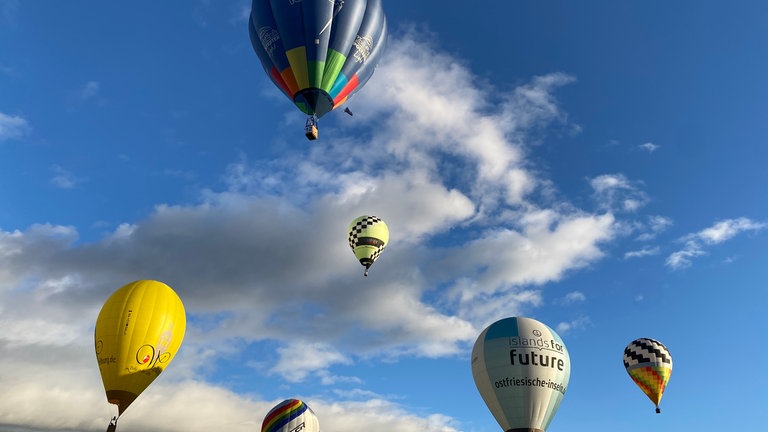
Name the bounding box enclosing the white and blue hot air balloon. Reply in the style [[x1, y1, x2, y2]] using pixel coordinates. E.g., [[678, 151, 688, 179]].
[[471, 316, 571, 432]]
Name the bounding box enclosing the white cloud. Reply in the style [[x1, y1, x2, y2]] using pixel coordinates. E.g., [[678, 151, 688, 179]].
[[624, 246, 660, 259], [0, 112, 29, 142], [555, 316, 590, 334], [446, 212, 614, 324], [67, 81, 104, 107], [697, 218, 765, 244], [80, 81, 100, 100], [634, 216, 672, 241], [666, 243, 705, 269], [350, 32, 576, 210], [0, 369, 462, 432], [590, 174, 629, 193], [562, 291, 586, 303], [318, 399, 461, 432], [639, 142, 660, 152], [590, 174, 649, 212], [270, 342, 351, 383], [666, 217, 766, 269], [649, 216, 673, 231], [50, 165, 83, 189], [0, 318, 83, 347]]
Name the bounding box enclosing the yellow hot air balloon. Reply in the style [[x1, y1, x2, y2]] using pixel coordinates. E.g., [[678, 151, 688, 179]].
[[94, 280, 186, 430], [347, 215, 389, 276], [623, 338, 672, 413]]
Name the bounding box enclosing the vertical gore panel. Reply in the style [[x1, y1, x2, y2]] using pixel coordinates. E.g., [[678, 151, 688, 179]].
[[269, 0, 305, 94], [250, 0, 300, 96], [352, 18, 387, 88], [333, 20, 387, 103], [269, 0, 304, 51], [324, 0, 366, 91], [248, 19, 291, 96], [322, 50, 346, 91], [332, 73, 357, 105], [301, 0, 334, 88], [337, 0, 386, 80], [328, 0, 367, 55], [250, 0, 289, 72], [286, 46, 309, 90]]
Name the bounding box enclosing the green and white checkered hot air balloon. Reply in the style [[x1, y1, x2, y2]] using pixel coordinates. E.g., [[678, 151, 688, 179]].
[[347, 215, 388, 276]]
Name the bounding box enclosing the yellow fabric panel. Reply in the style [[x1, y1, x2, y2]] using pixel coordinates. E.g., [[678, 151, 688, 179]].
[[286, 46, 309, 90]]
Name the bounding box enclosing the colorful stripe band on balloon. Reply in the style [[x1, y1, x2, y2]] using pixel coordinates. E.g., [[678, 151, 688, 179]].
[[262, 399, 307, 432]]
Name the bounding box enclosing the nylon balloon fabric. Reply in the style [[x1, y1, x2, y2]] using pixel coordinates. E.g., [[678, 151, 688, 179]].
[[347, 215, 389, 276], [623, 338, 673, 412], [261, 399, 320, 432], [94, 280, 186, 417], [471, 317, 570, 432], [248, 0, 387, 118]]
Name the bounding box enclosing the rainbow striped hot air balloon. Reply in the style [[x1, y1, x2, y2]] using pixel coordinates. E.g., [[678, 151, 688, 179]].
[[262, 399, 320, 432], [623, 338, 673, 413]]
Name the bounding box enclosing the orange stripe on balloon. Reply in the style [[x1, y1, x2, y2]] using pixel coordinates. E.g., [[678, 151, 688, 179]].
[[270, 67, 291, 97], [279, 68, 300, 98], [333, 95, 348, 108]]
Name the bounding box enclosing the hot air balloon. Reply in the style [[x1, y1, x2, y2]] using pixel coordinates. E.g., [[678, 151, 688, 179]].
[[471, 317, 570, 432], [623, 338, 672, 413], [248, 0, 387, 140], [347, 215, 388, 276], [262, 399, 321, 432], [94, 280, 186, 431]]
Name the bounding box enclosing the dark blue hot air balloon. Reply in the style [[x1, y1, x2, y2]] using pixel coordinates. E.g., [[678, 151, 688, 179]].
[[249, 0, 387, 140]]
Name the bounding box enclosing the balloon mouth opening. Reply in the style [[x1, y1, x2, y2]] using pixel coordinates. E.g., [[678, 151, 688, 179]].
[[106, 390, 139, 415], [294, 88, 334, 118]]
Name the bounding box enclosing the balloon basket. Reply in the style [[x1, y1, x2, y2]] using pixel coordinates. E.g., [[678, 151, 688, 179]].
[[305, 125, 318, 140], [305, 116, 319, 140]]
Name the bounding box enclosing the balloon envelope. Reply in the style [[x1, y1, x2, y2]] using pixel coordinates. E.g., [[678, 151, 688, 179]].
[[623, 338, 672, 412], [94, 280, 186, 415], [262, 399, 320, 432], [471, 317, 570, 432], [347, 215, 389, 275], [248, 0, 387, 119]]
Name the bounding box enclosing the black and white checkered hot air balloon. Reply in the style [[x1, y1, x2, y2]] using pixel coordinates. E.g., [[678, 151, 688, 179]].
[[623, 338, 673, 413]]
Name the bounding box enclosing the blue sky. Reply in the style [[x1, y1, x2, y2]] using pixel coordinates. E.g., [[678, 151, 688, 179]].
[[1, 1, 767, 431]]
